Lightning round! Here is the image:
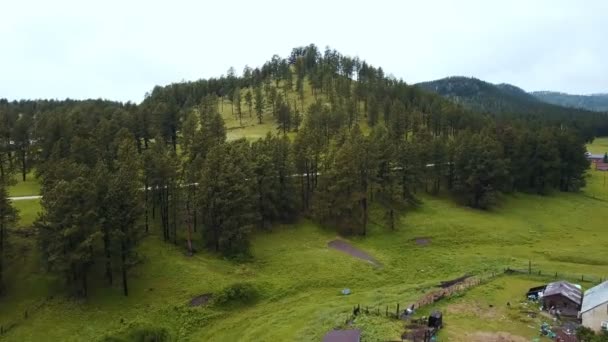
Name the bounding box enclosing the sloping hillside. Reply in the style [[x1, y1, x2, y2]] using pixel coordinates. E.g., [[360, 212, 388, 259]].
[[532, 91, 608, 112], [417, 76, 580, 115]]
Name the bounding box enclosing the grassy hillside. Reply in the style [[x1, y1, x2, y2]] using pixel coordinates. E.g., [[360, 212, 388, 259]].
[[3, 75, 607, 340], [2, 162, 607, 341]]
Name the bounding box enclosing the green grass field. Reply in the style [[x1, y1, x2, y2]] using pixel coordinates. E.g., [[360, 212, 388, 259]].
[[8, 171, 40, 198], [588, 136, 608, 154], [1, 162, 607, 341], [2, 132, 607, 341], [429, 275, 551, 341]]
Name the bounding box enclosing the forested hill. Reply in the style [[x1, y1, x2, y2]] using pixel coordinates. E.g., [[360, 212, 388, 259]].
[[415, 77, 608, 137], [531, 91, 608, 112], [2, 44, 608, 300]]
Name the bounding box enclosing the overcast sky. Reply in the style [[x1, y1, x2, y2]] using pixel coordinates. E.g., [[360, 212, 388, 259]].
[[1, 0, 607, 102]]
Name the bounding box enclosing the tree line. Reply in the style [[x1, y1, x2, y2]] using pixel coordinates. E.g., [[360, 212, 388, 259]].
[[0, 44, 604, 297]]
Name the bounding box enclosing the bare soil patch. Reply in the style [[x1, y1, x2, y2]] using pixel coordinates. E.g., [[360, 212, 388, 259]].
[[189, 293, 212, 307], [446, 302, 500, 320], [414, 237, 431, 246], [327, 239, 380, 266]]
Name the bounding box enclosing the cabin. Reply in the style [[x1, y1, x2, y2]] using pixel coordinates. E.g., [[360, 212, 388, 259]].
[[541, 281, 582, 317], [580, 281, 608, 332], [322, 329, 361, 342]]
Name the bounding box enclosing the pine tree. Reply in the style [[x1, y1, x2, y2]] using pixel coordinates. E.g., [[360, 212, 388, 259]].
[[198, 140, 256, 256], [106, 130, 143, 296], [254, 86, 265, 124], [0, 180, 17, 294], [314, 126, 376, 235], [244, 89, 253, 118], [276, 95, 291, 135], [37, 165, 100, 297], [452, 131, 507, 208], [234, 87, 243, 126]]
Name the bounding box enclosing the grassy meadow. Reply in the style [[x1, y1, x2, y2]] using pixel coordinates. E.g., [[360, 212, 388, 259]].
[[8, 171, 40, 198], [1, 157, 607, 341], [2, 128, 607, 340], [588, 136, 608, 154]]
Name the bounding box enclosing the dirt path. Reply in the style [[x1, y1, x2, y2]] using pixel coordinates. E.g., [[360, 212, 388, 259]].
[[327, 239, 380, 267], [8, 195, 42, 201]]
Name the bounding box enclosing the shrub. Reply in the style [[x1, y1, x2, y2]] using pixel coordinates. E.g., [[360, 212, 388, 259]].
[[103, 327, 171, 342], [213, 282, 259, 307]]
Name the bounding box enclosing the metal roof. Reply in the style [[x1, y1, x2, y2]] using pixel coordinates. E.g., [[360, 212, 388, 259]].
[[543, 281, 582, 305], [587, 153, 605, 159], [581, 281, 608, 314]]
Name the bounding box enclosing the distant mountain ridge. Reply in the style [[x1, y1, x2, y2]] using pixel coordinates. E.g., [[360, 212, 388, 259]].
[[531, 91, 608, 112], [415, 77, 603, 116]]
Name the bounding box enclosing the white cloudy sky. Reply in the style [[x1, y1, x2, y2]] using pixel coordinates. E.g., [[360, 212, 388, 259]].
[[1, 0, 607, 102]]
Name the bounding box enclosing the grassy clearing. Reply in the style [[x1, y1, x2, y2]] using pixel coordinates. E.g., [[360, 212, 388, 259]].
[[220, 80, 371, 141], [588, 136, 608, 154], [11, 199, 40, 228], [428, 275, 550, 341], [0, 168, 606, 341], [8, 171, 40, 197]]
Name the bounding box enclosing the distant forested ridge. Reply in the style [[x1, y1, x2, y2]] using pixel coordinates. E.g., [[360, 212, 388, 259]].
[[0, 45, 606, 297], [532, 91, 608, 112], [416, 76, 608, 138]]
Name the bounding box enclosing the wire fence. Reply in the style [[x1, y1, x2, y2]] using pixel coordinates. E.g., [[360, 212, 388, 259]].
[[505, 260, 607, 285], [343, 263, 606, 341]]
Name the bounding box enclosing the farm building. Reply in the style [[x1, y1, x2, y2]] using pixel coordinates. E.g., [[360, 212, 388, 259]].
[[541, 281, 582, 317], [586, 152, 607, 166], [580, 281, 608, 332], [322, 329, 361, 342]]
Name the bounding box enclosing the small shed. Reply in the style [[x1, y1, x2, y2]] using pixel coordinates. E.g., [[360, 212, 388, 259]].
[[322, 329, 361, 342], [542, 281, 582, 317]]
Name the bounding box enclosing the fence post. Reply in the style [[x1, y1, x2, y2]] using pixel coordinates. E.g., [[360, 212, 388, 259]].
[[529, 260, 532, 274], [396, 303, 400, 318], [386, 305, 388, 317]]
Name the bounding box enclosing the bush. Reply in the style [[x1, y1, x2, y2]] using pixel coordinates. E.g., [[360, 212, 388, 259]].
[[103, 327, 171, 342], [213, 282, 259, 307], [576, 326, 608, 342]]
